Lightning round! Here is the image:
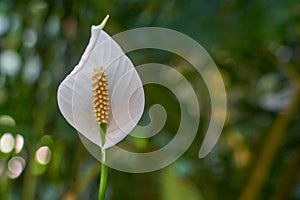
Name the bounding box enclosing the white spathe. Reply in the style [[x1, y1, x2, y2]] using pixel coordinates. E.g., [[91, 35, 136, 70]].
[[57, 15, 145, 149]]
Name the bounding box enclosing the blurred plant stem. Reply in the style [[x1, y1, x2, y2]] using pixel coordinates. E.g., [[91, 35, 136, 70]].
[[272, 146, 300, 200], [0, 174, 12, 200], [238, 63, 300, 200], [62, 162, 101, 200], [22, 148, 38, 200]]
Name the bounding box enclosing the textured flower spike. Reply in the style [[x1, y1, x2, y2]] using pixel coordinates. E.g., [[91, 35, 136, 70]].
[[92, 67, 110, 124], [57, 15, 145, 149]]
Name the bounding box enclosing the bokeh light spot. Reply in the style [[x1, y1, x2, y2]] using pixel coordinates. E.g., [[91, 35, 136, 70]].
[[15, 134, 24, 154], [23, 29, 37, 48], [0, 115, 16, 126], [0, 50, 21, 76], [35, 146, 51, 165], [22, 55, 42, 84], [7, 156, 26, 179], [0, 15, 10, 35], [45, 15, 60, 37], [0, 133, 15, 153]]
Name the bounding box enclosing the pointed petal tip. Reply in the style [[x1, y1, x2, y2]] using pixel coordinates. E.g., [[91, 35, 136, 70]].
[[92, 15, 110, 30]]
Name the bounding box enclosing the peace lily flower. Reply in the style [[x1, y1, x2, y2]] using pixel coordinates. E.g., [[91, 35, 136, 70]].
[[57, 15, 145, 149], [57, 15, 145, 200]]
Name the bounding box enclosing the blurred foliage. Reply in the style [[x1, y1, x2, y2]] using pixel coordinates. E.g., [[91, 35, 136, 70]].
[[0, 0, 300, 200]]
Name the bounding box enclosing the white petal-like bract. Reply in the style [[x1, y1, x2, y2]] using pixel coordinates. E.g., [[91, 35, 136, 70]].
[[57, 16, 145, 149]]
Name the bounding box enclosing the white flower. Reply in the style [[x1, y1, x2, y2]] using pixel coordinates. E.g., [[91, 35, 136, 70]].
[[57, 15, 145, 149]]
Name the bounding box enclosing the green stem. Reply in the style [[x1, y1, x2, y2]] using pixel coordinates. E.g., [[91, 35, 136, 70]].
[[99, 123, 108, 200], [99, 150, 108, 200]]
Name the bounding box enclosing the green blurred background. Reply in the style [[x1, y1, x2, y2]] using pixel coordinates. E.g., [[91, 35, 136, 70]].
[[1, 0, 300, 199]]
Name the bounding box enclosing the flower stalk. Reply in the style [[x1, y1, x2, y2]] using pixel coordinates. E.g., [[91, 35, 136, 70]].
[[99, 123, 108, 200]]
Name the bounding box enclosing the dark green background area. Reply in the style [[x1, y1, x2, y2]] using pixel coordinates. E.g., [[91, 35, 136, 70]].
[[0, 0, 300, 199]]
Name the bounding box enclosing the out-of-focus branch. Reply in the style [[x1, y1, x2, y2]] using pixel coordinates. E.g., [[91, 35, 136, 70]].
[[238, 63, 300, 200], [271, 147, 300, 200], [22, 147, 38, 199], [62, 162, 101, 200]]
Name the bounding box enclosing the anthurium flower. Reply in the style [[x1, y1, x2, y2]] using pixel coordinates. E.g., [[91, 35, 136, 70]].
[[57, 15, 145, 149]]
